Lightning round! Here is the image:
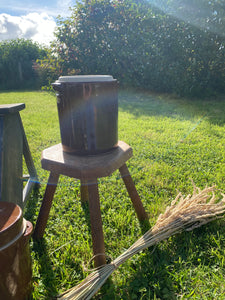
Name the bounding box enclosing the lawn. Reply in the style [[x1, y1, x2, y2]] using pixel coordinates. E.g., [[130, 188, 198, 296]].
[[0, 89, 225, 299]]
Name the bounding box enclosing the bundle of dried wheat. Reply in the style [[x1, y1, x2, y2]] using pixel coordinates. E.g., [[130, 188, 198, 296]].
[[58, 186, 225, 300]]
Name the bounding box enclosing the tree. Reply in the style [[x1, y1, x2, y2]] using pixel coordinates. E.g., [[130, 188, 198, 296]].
[[0, 39, 47, 90], [43, 0, 225, 97], [51, 0, 160, 85]]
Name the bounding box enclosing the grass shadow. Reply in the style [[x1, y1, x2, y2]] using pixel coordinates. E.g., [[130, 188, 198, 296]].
[[23, 184, 40, 224], [99, 219, 225, 299], [31, 239, 59, 299], [140, 218, 151, 235], [119, 89, 225, 126], [80, 200, 92, 235]]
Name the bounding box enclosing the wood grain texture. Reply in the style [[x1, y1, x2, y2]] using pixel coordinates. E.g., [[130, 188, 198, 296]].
[[41, 141, 133, 180], [0, 113, 23, 206]]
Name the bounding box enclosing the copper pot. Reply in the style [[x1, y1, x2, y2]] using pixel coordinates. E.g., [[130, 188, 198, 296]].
[[0, 202, 33, 300]]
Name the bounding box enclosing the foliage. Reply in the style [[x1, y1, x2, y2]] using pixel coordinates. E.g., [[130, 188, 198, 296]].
[[0, 90, 224, 298], [50, 0, 160, 86], [150, 0, 225, 37], [42, 0, 225, 97], [147, 0, 225, 96], [0, 39, 47, 90], [34, 49, 64, 89]]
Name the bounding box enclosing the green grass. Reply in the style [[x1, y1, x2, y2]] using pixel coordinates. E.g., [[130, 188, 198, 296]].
[[1, 90, 225, 299]]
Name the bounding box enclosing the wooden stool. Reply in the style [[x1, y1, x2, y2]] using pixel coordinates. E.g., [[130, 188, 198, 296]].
[[0, 103, 38, 209], [33, 141, 148, 267]]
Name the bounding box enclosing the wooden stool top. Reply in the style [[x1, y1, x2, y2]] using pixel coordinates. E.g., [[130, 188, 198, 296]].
[[41, 141, 133, 180], [0, 103, 25, 115]]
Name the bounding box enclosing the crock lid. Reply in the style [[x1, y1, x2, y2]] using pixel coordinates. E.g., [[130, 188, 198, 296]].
[[0, 202, 24, 249], [58, 75, 114, 83]]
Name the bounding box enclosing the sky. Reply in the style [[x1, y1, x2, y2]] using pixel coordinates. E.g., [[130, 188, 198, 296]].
[[1, 1, 223, 46], [0, 0, 76, 46]]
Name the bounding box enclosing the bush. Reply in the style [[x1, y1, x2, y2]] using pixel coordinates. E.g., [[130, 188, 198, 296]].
[[0, 39, 47, 90]]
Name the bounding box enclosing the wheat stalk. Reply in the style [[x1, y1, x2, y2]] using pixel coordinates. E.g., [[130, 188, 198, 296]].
[[58, 185, 225, 300]]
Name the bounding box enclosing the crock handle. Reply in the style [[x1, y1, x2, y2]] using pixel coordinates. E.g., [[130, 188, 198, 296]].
[[52, 82, 62, 92], [23, 221, 33, 245]]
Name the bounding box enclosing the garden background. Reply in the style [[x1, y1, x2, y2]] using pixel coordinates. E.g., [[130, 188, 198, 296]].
[[0, 0, 225, 299], [0, 0, 224, 98]]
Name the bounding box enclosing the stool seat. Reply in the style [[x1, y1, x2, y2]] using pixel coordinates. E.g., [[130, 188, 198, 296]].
[[41, 141, 133, 179], [34, 141, 148, 267]]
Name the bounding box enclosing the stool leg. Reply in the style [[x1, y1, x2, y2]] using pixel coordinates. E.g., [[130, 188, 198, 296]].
[[119, 164, 148, 222], [33, 172, 59, 239], [80, 180, 89, 203], [87, 179, 106, 267]]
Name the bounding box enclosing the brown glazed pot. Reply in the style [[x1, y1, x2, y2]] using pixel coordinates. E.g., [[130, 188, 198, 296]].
[[0, 202, 33, 300], [52, 75, 118, 155]]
